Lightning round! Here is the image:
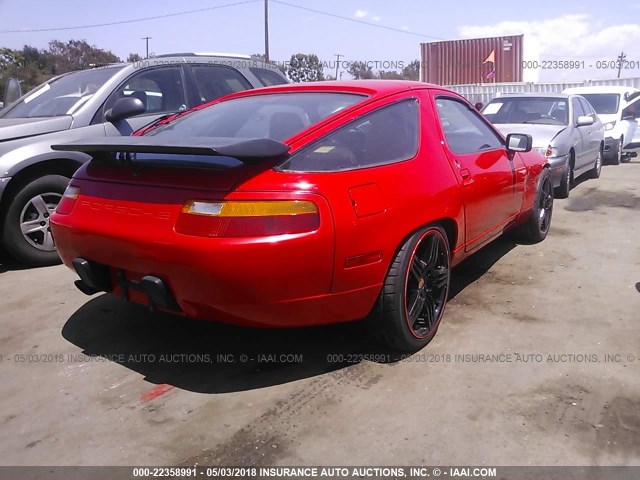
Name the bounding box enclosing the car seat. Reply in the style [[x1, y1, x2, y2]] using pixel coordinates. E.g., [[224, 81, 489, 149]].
[[269, 112, 306, 141]]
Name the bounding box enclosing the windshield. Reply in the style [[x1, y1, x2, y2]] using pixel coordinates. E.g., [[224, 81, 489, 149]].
[[147, 92, 366, 142], [3, 66, 124, 119], [482, 97, 569, 125], [579, 93, 620, 115]]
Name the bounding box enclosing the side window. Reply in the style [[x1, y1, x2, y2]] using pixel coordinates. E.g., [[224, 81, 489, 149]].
[[104, 67, 185, 116], [435, 97, 503, 155], [280, 99, 419, 172], [621, 98, 640, 119], [572, 97, 586, 124], [249, 67, 288, 86], [191, 65, 252, 103], [578, 98, 595, 119]]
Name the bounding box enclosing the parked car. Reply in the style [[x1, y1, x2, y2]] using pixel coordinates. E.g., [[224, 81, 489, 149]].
[[562, 86, 640, 164], [0, 53, 288, 266], [50, 81, 552, 352], [482, 93, 604, 198]]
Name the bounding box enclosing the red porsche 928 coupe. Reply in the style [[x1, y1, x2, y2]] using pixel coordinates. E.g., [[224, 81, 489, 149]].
[[50, 81, 553, 352]]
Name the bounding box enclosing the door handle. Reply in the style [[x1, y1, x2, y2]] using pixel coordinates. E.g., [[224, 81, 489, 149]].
[[460, 168, 474, 184]]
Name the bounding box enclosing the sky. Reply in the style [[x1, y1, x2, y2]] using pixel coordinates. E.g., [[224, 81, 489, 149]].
[[1, 0, 639, 83]]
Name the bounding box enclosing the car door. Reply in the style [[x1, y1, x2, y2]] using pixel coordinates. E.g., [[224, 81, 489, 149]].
[[433, 94, 525, 252], [621, 93, 640, 150], [571, 97, 590, 169], [578, 97, 601, 162], [100, 66, 188, 136]]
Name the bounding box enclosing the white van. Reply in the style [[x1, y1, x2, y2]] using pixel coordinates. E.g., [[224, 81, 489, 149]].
[[562, 86, 640, 164]]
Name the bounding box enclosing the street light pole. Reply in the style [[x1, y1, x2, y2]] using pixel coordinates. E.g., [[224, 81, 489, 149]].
[[334, 54, 342, 80], [264, 0, 270, 62], [141, 37, 151, 59], [617, 52, 626, 79]]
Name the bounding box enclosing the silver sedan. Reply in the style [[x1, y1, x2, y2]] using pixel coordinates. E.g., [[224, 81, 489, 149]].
[[482, 93, 604, 198]]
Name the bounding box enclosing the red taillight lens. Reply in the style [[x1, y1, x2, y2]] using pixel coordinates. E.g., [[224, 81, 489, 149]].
[[175, 200, 320, 237], [55, 186, 80, 215]]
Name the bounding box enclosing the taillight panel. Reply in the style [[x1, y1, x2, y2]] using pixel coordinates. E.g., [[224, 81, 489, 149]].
[[175, 200, 320, 237], [55, 186, 80, 215]]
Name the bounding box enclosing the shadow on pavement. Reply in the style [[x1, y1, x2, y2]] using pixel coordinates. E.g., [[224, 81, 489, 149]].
[[62, 236, 518, 394], [449, 236, 518, 300], [62, 294, 391, 394]]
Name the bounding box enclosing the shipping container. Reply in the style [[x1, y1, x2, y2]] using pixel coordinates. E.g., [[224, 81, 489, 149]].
[[420, 35, 523, 86]]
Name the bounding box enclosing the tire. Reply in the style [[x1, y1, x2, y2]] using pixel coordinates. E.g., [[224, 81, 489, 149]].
[[588, 147, 603, 179], [1, 175, 70, 266], [554, 153, 573, 199], [609, 138, 622, 165], [518, 169, 553, 244], [368, 226, 451, 352]]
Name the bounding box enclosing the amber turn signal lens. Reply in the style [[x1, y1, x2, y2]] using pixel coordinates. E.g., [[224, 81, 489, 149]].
[[176, 200, 320, 237]]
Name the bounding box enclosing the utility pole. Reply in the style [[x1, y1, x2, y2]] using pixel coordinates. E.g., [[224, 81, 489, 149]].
[[617, 51, 626, 79], [141, 37, 151, 59], [264, 0, 270, 62], [334, 54, 343, 80]]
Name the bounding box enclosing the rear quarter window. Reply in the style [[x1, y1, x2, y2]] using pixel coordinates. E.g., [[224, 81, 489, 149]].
[[250, 67, 288, 86], [279, 99, 419, 172]]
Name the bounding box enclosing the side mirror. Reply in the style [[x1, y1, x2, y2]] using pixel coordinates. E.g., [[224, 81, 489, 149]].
[[506, 133, 533, 153], [576, 115, 594, 127], [105, 97, 145, 122], [2, 77, 22, 106]]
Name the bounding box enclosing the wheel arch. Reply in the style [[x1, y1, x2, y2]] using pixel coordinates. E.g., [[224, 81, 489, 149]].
[[0, 158, 81, 216], [387, 217, 459, 270], [568, 147, 575, 167]]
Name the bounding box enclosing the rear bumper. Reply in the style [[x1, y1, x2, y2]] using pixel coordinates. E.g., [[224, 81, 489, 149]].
[[51, 193, 380, 327], [73, 258, 181, 312]]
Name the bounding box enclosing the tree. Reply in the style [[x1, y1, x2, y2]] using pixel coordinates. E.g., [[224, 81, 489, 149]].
[[1, 40, 122, 98], [286, 53, 324, 83], [47, 39, 120, 74], [347, 61, 374, 80], [126, 53, 142, 63], [377, 70, 403, 80], [252, 53, 286, 74], [402, 60, 420, 81]]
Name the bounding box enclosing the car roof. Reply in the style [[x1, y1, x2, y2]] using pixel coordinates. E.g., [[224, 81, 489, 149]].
[[48, 53, 283, 80], [210, 80, 438, 100]]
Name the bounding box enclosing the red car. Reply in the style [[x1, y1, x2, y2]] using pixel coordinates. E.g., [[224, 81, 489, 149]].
[[50, 81, 552, 352]]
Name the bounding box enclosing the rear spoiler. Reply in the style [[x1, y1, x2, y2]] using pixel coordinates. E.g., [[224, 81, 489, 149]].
[[51, 136, 290, 160]]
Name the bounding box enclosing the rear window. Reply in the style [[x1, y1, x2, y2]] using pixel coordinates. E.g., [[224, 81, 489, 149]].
[[147, 92, 366, 142], [579, 94, 620, 115], [482, 97, 568, 125]]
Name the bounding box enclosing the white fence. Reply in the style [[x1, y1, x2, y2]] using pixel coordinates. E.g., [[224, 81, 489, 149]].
[[449, 77, 640, 104]]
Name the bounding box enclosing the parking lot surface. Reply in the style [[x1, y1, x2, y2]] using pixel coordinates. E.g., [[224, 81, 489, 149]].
[[1, 161, 639, 466]]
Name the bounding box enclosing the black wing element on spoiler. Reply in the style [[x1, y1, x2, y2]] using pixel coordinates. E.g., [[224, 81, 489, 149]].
[[52, 137, 290, 160]]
